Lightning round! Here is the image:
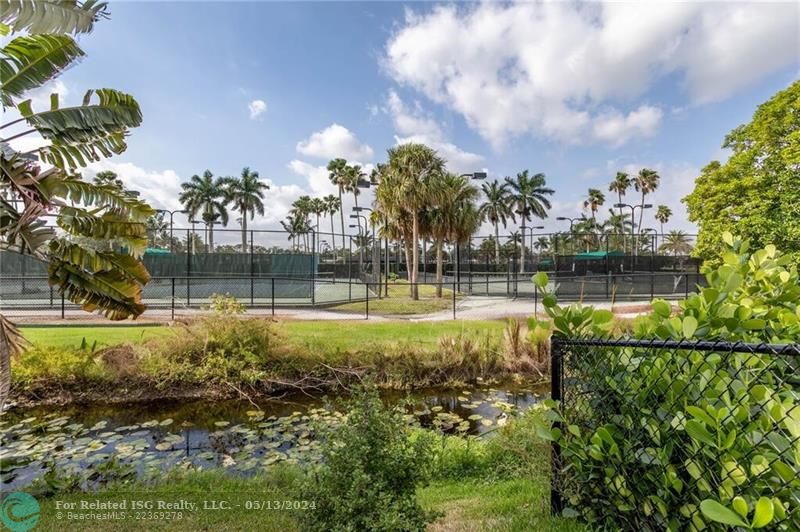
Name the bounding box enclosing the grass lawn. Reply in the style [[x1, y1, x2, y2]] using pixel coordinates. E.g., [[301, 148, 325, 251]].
[[20, 320, 506, 351], [331, 280, 461, 315]]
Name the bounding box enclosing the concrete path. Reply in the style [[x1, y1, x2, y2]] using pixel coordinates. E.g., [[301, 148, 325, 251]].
[[7, 296, 666, 325]]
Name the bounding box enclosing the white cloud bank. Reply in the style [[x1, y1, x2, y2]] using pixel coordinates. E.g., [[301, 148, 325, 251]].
[[385, 90, 484, 174], [296, 123, 374, 161], [385, 2, 799, 147], [248, 99, 267, 119]]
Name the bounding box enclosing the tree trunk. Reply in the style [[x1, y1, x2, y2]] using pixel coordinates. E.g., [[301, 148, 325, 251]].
[[435, 240, 444, 298], [209, 222, 214, 253], [519, 220, 526, 273], [329, 214, 336, 257], [494, 222, 501, 266], [403, 238, 413, 298], [411, 213, 419, 300], [241, 211, 248, 252], [0, 327, 10, 412], [338, 189, 346, 252]]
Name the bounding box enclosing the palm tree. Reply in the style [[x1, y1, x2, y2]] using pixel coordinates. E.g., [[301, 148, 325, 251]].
[[344, 164, 366, 231], [0, 3, 150, 410], [222, 167, 269, 251], [655, 205, 672, 236], [291, 196, 313, 251], [608, 172, 631, 218], [583, 188, 605, 221], [381, 143, 445, 300], [505, 170, 554, 272], [327, 158, 349, 250], [323, 194, 340, 256], [634, 168, 660, 233], [179, 170, 228, 252], [659, 230, 693, 256], [478, 180, 515, 266], [426, 173, 479, 296]]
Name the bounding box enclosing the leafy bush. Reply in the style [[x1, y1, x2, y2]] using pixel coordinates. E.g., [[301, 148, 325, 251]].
[[146, 317, 278, 384], [299, 386, 437, 532], [205, 293, 246, 315], [535, 234, 800, 530]]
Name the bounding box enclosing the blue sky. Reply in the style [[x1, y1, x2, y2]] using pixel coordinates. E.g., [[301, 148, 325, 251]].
[[10, 1, 800, 237]]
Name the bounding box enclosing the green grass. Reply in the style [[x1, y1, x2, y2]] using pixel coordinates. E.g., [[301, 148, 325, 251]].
[[20, 325, 173, 349], [420, 478, 582, 532], [20, 320, 505, 351], [332, 281, 460, 315]]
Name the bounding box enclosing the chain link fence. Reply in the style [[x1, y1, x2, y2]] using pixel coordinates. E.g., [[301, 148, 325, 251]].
[[550, 338, 800, 530]]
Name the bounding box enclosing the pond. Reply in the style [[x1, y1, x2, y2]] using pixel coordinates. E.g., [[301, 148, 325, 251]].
[[1, 380, 548, 491]]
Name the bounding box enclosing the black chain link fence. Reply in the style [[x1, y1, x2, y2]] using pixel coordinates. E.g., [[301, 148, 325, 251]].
[[550, 338, 800, 530]]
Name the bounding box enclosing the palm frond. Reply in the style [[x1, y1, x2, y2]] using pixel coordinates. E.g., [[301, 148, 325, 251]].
[[0, 34, 84, 105], [48, 238, 150, 284], [48, 259, 146, 319], [0, 0, 108, 35], [17, 88, 142, 169], [0, 314, 27, 356], [41, 174, 154, 220], [56, 206, 149, 256]]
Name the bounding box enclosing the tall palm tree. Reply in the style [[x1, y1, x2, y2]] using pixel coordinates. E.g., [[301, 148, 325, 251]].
[[608, 172, 631, 218], [584, 188, 605, 221], [344, 164, 366, 231], [505, 170, 554, 272], [308, 197, 326, 251], [426, 173, 479, 297], [327, 158, 349, 250], [323, 194, 340, 256], [291, 195, 313, 251], [479, 180, 515, 266], [655, 205, 672, 236], [179, 170, 229, 252], [381, 143, 445, 299], [634, 168, 660, 233], [222, 167, 269, 251], [659, 230, 693, 256]]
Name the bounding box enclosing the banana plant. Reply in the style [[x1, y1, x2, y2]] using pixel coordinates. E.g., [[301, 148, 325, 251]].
[[0, 1, 151, 410]]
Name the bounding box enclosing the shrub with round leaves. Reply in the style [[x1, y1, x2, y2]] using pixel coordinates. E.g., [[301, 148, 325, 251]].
[[533, 233, 800, 530]]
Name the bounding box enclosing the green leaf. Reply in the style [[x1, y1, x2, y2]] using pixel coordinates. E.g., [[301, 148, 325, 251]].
[[700, 500, 748, 528], [752, 497, 774, 528], [652, 299, 671, 318], [686, 406, 716, 428], [682, 316, 698, 338], [0, 34, 84, 105], [732, 497, 748, 518], [0, 0, 109, 35], [685, 420, 715, 446], [532, 271, 548, 288], [592, 309, 613, 325], [19, 88, 142, 169]]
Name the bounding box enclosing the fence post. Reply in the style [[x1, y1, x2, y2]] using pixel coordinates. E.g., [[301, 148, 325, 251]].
[[534, 284, 538, 317], [365, 282, 369, 320], [171, 277, 175, 321], [187, 276, 191, 307], [452, 281, 456, 320], [271, 277, 275, 317], [650, 272, 655, 300], [61, 292, 65, 319], [550, 338, 564, 516]]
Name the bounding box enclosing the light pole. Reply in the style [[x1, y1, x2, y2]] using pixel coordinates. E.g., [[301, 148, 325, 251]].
[[556, 216, 581, 254], [614, 203, 652, 257], [155, 209, 187, 252], [527, 225, 544, 264], [460, 171, 487, 180]]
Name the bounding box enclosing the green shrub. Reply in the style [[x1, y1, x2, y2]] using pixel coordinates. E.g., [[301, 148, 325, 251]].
[[299, 386, 438, 532], [535, 234, 800, 530]]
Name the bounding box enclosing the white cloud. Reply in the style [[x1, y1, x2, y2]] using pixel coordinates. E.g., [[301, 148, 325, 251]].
[[248, 99, 267, 119], [84, 161, 184, 213], [385, 2, 798, 147], [295, 124, 374, 161], [385, 90, 484, 173], [592, 106, 663, 147]]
